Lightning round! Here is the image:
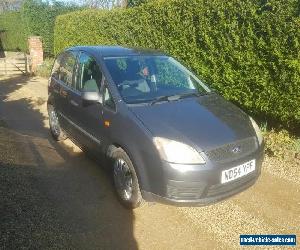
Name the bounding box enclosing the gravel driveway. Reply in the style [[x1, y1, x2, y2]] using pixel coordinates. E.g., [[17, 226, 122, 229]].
[[0, 75, 299, 249]]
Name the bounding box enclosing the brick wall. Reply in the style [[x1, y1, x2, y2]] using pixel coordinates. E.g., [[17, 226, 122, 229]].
[[28, 36, 43, 73]]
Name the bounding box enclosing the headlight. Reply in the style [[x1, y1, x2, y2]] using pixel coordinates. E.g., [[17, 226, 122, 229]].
[[153, 137, 206, 164], [250, 117, 263, 145]]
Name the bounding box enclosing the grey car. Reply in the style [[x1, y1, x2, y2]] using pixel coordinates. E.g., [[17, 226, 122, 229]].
[[47, 46, 264, 208]]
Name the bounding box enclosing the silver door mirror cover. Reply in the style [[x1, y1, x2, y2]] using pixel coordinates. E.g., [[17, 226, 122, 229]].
[[81, 91, 102, 104]]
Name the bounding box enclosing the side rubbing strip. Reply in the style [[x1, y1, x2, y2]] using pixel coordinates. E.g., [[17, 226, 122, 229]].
[[59, 112, 101, 145]]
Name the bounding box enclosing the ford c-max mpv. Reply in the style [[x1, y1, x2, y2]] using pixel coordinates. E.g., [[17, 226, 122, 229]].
[[47, 46, 264, 208]]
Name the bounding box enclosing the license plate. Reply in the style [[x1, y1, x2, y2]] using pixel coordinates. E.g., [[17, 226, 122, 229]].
[[221, 159, 256, 184]]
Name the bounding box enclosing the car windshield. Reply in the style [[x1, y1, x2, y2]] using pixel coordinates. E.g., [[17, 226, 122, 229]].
[[104, 55, 211, 104]]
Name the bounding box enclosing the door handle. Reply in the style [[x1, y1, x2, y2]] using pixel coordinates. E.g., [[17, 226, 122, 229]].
[[70, 99, 79, 107]]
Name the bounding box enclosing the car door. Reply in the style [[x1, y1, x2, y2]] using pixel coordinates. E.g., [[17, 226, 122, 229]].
[[50, 51, 77, 134], [49, 53, 67, 129], [67, 51, 108, 155]]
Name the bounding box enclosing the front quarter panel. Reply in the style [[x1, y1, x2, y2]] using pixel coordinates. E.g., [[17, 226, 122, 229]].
[[103, 102, 164, 193]]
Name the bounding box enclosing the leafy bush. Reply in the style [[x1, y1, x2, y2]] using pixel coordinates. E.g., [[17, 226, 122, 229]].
[[264, 130, 300, 159], [54, 0, 300, 129], [22, 0, 79, 56], [35, 57, 54, 78], [0, 11, 27, 52], [127, 0, 151, 7]]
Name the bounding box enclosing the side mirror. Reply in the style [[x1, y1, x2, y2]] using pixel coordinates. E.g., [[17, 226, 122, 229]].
[[81, 91, 102, 105]]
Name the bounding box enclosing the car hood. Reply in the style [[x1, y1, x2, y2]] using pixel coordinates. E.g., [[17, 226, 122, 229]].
[[129, 94, 255, 152]]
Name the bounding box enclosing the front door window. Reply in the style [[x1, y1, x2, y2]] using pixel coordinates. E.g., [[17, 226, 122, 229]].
[[76, 52, 102, 92]]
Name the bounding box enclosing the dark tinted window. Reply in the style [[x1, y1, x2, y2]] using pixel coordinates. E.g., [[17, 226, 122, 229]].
[[59, 52, 76, 86], [76, 52, 102, 92]]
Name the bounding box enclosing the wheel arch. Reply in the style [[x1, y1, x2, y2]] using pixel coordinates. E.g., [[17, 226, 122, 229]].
[[106, 143, 151, 193]]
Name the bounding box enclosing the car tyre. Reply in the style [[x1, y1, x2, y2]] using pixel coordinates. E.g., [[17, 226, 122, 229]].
[[48, 105, 67, 141], [111, 148, 144, 209]]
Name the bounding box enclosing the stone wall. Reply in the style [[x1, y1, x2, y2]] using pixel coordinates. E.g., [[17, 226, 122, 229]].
[[28, 36, 43, 73]]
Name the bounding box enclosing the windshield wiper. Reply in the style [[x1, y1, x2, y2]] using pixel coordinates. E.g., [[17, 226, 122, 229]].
[[150, 92, 209, 105], [179, 91, 211, 98], [177, 92, 201, 99], [150, 95, 181, 105], [126, 98, 153, 104]]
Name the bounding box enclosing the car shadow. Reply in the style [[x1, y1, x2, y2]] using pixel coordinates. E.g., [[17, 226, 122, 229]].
[[0, 75, 138, 249]]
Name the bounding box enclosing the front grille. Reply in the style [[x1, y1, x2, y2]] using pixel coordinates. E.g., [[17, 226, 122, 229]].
[[205, 137, 257, 163], [166, 180, 206, 200], [167, 186, 203, 200], [206, 172, 256, 198]]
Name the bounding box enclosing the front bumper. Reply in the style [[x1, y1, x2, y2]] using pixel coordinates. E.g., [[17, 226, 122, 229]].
[[141, 144, 264, 206]]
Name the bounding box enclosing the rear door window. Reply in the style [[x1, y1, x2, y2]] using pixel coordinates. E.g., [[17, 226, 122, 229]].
[[58, 51, 77, 86], [52, 51, 76, 87], [51, 54, 63, 79]]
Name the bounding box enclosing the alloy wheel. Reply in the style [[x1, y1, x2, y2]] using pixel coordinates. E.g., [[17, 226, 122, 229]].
[[113, 158, 133, 201], [49, 108, 60, 137]]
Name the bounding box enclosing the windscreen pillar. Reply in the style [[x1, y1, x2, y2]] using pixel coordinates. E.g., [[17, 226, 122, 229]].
[[28, 36, 43, 73]]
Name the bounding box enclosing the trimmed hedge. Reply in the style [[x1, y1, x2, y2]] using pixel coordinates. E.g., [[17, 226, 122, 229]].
[[22, 0, 79, 55], [0, 0, 79, 55], [0, 11, 27, 52], [127, 0, 151, 7], [54, 0, 300, 128]]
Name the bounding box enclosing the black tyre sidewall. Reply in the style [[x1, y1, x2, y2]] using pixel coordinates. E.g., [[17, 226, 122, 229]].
[[112, 148, 143, 209], [47, 105, 66, 141]]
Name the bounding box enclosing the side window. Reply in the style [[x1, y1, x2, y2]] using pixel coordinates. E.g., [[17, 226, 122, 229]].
[[103, 85, 116, 110], [51, 54, 63, 79], [59, 52, 76, 86], [76, 52, 102, 92]]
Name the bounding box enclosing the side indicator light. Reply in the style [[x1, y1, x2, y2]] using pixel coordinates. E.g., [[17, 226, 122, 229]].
[[104, 120, 110, 127]]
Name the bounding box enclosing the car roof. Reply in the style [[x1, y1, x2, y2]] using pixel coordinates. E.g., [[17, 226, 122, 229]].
[[66, 46, 166, 58]]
